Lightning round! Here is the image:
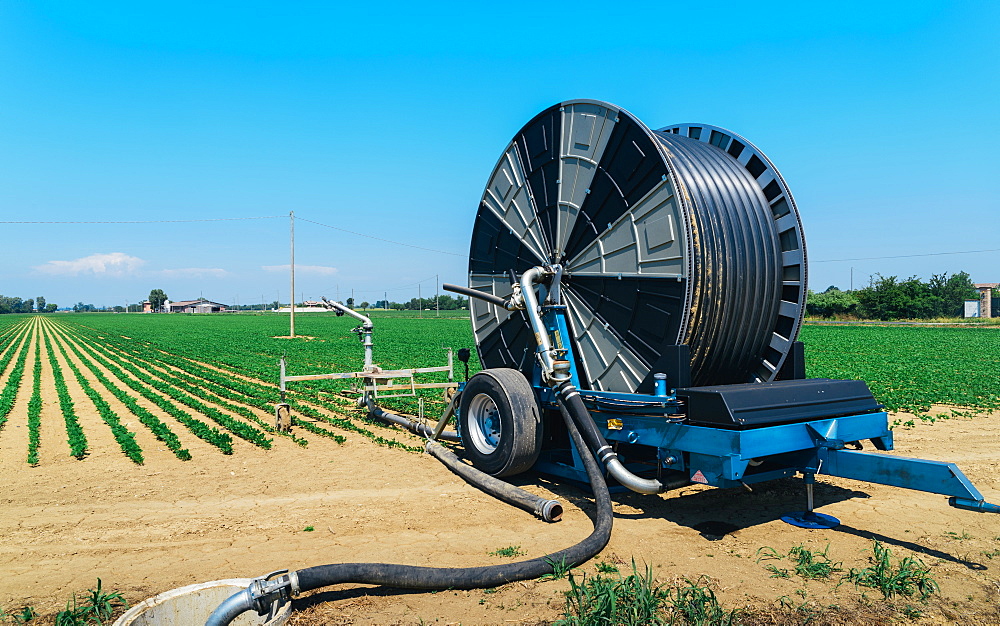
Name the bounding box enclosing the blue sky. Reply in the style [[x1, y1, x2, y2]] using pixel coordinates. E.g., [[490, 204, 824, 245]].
[[1, 1, 997, 308]]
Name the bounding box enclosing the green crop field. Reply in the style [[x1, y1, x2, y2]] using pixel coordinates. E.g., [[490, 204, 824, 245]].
[[0, 313, 997, 466], [0, 313, 474, 464], [800, 324, 1000, 416]]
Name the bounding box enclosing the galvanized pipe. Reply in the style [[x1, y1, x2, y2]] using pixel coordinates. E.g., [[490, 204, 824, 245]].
[[519, 266, 570, 385], [205, 588, 253, 626], [321, 297, 374, 370], [556, 382, 685, 495], [366, 398, 461, 442]]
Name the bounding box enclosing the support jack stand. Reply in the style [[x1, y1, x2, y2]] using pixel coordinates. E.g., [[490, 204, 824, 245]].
[[781, 473, 840, 529]]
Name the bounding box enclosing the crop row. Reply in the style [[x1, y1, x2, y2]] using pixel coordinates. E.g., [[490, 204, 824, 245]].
[[58, 319, 424, 449], [26, 333, 42, 464], [50, 324, 191, 461], [0, 321, 32, 429], [42, 329, 88, 458], [51, 323, 273, 450], [44, 321, 236, 455], [67, 328, 307, 448], [48, 325, 144, 464], [64, 313, 475, 416]]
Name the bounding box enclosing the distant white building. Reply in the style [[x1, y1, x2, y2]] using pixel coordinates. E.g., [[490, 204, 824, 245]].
[[167, 299, 228, 313]]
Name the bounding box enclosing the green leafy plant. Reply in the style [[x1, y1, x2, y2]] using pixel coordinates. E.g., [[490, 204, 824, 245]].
[[56, 331, 191, 460], [54, 578, 127, 625], [557, 561, 668, 625], [0, 321, 32, 431], [756, 544, 842, 580], [26, 334, 42, 465], [594, 560, 619, 574], [82, 578, 127, 624], [845, 541, 939, 600], [0, 605, 39, 624], [666, 576, 738, 626], [489, 545, 525, 558], [50, 334, 144, 464], [42, 331, 88, 458], [541, 555, 572, 581], [303, 526, 314, 532]]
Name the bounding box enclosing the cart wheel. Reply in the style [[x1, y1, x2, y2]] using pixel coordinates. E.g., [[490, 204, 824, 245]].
[[275, 403, 291, 433], [459, 368, 541, 477]]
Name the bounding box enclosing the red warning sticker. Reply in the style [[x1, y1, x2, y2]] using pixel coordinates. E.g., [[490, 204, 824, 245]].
[[691, 470, 708, 484]]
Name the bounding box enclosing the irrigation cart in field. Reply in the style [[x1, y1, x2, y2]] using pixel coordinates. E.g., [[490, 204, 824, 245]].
[[434, 100, 998, 525], [202, 99, 997, 626]]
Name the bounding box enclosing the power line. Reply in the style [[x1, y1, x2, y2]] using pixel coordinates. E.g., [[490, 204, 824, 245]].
[[0, 215, 285, 224], [813, 247, 1000, 263], [3, 211, 465, 258], [321, 275, 440, 296], [296, 217, 464, 257]]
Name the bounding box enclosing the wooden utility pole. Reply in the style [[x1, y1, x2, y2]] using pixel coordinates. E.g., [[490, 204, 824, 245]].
[[436, 274, 439, 317], [418, 283, 422, 318], [290, 211, 296, 337]]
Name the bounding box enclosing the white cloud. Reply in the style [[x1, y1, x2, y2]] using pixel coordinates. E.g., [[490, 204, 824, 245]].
[[159, 267, 229, 279], [34, 252, 145, 277], [261, 264, 338, 276]]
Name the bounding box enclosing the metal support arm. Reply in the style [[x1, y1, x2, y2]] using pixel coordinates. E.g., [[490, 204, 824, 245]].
[[819, 448, 998, 513]]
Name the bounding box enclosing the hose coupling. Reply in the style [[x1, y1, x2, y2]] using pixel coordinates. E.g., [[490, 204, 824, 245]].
[[508, 283, 525, 311], [248, 569, 298, 614]]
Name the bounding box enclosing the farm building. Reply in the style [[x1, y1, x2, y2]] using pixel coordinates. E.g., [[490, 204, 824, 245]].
[[167, 299, 228, 313], [974, 283, 998, 318]]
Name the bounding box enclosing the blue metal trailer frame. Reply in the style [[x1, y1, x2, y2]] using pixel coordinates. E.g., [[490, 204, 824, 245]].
[[456, 293, 1000, 521]]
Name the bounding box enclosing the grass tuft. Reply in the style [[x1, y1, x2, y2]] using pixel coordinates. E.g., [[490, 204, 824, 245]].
[[756, 544, 842, 580], [488, 545, 525, 558], [845, 541, 939, 600], [557, 562, 736, 626]]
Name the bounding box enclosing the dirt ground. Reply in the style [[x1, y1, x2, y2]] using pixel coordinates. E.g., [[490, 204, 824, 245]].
[[2, 331, 999, 625]]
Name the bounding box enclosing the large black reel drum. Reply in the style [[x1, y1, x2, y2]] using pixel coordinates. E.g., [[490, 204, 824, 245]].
[[468, 100, 807, 390]]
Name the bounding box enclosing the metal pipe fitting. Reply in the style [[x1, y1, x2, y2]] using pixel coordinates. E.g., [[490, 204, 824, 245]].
[[321, 297, 373, 327], [442, 283, 514, 310], [205, 588, 253, 626], [519, 266, 570, 385], [367, 398, 461, 442], [320, 297, 374, 370], [949, 497, 1000, 514], [556, 382, 684, 495]]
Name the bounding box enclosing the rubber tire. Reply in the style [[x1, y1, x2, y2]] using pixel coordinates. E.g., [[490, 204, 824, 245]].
[[459, 368, 542, 477]]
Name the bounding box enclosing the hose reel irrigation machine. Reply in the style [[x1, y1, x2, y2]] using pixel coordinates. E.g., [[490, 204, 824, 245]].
[[204, 100, 998, 624]]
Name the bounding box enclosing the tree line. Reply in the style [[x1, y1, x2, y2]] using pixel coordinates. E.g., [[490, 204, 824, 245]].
[[0, 295, 57, 314], [807, 271, 980, 320]]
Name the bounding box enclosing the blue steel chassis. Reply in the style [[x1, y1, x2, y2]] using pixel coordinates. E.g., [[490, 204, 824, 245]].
[[462, 301, 999, 516]]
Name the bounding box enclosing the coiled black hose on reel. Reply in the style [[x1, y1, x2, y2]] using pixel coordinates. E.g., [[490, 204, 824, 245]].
[[468, 100, 807, 390], [205, 391, 613, 625]]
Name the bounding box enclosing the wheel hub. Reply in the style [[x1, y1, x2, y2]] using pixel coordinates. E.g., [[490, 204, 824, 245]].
[[468, 393, 501, 453]]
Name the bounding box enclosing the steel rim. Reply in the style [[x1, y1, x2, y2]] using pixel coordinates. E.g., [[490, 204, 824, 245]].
[[467, 393, 501, 454]]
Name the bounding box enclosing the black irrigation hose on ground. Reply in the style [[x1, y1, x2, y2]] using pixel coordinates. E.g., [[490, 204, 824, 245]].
[[206, 391, 613, 625], [425, 439, 563, 522]]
